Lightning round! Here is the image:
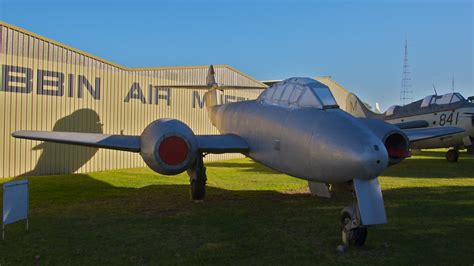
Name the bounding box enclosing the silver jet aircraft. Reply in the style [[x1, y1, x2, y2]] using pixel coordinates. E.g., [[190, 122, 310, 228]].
[[12, 66, 463, 246]]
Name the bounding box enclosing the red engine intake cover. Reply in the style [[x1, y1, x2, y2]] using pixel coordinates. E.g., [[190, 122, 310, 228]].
[[158, 136, 189, 165]]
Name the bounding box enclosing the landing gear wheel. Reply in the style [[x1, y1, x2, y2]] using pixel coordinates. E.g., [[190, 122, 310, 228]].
[[467, 146, 474, 155], [187, 155, 207, 201], [446, 149, 459, 162], [341, 210, 367, 247]]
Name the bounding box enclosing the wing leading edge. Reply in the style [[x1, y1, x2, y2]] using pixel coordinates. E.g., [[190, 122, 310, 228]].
[[12, 131, 248, 154], [402, 126, 465, 143], [393, 120, 429, 129], [12, 131, 141, 152]]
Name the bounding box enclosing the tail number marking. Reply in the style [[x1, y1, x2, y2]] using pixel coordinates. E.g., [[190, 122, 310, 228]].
[[439, 112, 459, 126]]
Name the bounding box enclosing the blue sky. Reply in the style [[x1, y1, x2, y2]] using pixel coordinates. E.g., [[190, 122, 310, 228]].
[[1, 0, 472, 109]]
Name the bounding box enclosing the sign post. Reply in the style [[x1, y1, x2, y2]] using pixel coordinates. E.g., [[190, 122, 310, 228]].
[[2, 179, 29, 240]]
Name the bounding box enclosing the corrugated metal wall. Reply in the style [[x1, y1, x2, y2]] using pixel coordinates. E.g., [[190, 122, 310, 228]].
[[0, 22, 266, 178]]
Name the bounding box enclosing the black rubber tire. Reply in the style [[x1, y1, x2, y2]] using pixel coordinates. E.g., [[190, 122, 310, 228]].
[[341, 212, 367, 247], [446, 149, 459, 162]]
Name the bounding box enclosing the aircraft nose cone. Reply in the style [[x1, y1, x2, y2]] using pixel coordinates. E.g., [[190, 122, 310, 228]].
[[308, 110, 390, 183], [345, 142, 388, 179], [309, 129, 389, 182]]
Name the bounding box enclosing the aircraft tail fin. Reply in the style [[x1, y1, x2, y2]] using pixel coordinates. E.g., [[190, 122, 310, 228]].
[[206, 64, 217, 87], [203, 65, 225, 126], [345, 93, 383, 119], [375, 103, 381, 113], [203, 65, 224, 109]]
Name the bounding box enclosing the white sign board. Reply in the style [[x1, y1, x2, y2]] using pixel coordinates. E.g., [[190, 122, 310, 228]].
[[3, 179, 29, 239]]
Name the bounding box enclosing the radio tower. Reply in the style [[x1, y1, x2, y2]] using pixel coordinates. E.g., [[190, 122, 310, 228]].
[[400, 40, 412, 105]]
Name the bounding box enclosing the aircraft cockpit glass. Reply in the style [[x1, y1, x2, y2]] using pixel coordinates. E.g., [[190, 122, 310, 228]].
[[433, 93, 465, 105], [421, 95, 435, 107], [289, 85, 304, 105], [298, 88, 322, 108], [259, 86, 274, 102], [450, 93, 464, 103], [386, 105, 400, 116], [258, 79, 339, 109], [417, 93, 466, 108], [310, 86, 338, 107], [279, 84, 295, 104], [435, 93, 454, 105], [271, 83, 285, 103]]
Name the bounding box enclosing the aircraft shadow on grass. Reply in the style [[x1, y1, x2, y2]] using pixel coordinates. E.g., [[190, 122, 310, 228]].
[[19, 109, 103, 177], [8, 172, 472, 265], [8, 147, 474, 262], [23, 172, 474, 223]]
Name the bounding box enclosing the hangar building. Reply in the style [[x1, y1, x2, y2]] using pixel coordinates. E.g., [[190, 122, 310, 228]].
[[0, 22, 267, 178]]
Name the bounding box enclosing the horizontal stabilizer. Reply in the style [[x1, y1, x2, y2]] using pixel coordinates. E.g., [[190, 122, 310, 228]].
[[394, 120, 429, 129], [197, 134, 248, 153], [403, 126, 465, 143], [261, 80, 282, 87], [12, 131, 141, 152]]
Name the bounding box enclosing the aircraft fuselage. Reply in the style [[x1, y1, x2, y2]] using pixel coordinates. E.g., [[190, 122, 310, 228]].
[[210, 101, 389, 183]]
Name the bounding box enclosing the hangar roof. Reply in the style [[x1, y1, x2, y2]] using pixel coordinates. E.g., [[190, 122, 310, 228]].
[[0, 21, 267, 89]]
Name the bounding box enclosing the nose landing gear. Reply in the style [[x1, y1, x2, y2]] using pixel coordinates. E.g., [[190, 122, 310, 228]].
[[341, 204, 367, 246], [339, 178, 386, 247]]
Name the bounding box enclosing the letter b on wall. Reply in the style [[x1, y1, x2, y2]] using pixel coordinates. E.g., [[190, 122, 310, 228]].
[[1, 65, 33, 93], [37, 70, 64, 96]]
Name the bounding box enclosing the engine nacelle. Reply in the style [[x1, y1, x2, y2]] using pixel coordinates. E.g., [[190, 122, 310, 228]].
[[140, 119, 198, 175], [358, 118, 411, 166]]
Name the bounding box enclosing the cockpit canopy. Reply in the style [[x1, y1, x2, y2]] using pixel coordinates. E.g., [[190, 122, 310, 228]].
[[385, 105, 400, 116], [420, 93, 465, 107], [258, 78, 338, 109]]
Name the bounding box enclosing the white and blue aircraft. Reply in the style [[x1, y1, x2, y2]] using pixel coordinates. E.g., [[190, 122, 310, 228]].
[[346, 92, 474, 162]]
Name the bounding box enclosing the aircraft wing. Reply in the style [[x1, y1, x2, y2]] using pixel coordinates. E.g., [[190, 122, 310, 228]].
[[196, 134, 248, 153], [12, 131, 249, 154], [12, 131, 141, 152], [402, 126, 465, 143], [393, 120, 429, 129]]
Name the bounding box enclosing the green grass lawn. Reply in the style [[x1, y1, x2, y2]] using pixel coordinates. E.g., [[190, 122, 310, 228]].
[[1, 150, 473, 265]]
